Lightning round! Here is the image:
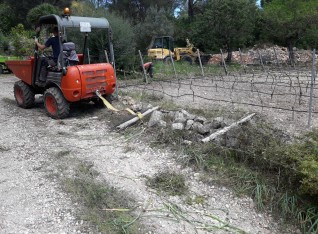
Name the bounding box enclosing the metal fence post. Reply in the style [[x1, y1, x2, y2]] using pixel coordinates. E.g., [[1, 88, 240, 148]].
[[308, 49, 316, 128]]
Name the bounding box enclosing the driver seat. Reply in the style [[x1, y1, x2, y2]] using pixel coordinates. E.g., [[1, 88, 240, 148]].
[[62, 42, 79, 66]]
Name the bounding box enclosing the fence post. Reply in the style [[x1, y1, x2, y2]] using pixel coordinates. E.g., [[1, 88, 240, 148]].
[[220, 49, 228, 75], [239, 48, 246, 74], [273, 47, 279, 67], [308, 49, 316, 128], [138, 50, 148, 83], [169, 50, 178, 79], [257, 49, 265, 71], [197, 49, 205, 77]]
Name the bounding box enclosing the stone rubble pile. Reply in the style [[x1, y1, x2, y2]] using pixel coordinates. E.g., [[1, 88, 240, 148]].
[[146, 108, 245, 148], [209, 45, 314, 65]]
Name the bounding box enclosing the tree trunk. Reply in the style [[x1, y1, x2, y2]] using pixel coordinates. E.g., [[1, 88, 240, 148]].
[[188, 0, 194, 20], [226, 49, 232, 63], [287, 39, 295, 66]]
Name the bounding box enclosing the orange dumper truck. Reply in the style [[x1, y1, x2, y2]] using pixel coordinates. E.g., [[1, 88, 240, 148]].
[[6, 9, 116, 119]]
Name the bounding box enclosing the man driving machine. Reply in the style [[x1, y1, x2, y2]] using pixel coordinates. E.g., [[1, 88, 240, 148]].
[[34, 26, 60, 85]]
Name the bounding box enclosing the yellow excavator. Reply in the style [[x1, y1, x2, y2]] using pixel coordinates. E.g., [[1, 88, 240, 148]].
[[147, 36, 211, 65]]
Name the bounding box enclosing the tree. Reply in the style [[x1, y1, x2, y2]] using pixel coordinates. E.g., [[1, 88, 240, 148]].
[[134, 6, 174, 52], [3, 0, 72, 27], [260, 0, 271, 7], [109, 0, 178, 23], [71, 1, 136, 69], [189, 0, 259, 62], [0, 2, 15, 34], [262, 0, 318, 64], [27, 3, 60, 26], [9, 24, 34, 56]]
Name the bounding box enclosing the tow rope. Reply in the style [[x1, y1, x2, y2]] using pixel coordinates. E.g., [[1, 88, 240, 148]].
[[95, 90, 143, 119]]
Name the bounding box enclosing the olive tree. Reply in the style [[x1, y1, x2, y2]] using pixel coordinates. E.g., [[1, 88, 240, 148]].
[[134, 6, 174, 52], [71, 1, 136, 69], [27, 3, 60, 26], [189, 0, 259, 62], [262, 0, 318, 64], [0, 3, 15, 34]]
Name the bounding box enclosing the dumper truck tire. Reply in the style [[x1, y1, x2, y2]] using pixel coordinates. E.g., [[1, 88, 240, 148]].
[[14, 80, 35, 108], [44, 87, 70, 119]]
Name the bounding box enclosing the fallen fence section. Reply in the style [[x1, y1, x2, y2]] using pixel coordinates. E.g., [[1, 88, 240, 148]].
[[117, 106, 160, 130], [201, 113, 256, 143]]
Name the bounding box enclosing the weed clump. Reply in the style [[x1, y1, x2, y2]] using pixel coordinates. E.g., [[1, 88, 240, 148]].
[[62, 161, 142, 233], [146, 171, 188, 196]]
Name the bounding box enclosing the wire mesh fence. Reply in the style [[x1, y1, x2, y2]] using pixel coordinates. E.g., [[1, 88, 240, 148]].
[[118, 48, 318, 134]]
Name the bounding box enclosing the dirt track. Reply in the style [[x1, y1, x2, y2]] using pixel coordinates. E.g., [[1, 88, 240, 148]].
[[0, 74, 297, 233]]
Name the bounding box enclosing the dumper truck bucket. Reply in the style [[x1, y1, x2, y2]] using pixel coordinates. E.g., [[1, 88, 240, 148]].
[[6, 58, 34, 85]]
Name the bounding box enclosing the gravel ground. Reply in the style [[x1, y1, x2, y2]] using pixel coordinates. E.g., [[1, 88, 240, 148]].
[[0, 74, 298, 233]]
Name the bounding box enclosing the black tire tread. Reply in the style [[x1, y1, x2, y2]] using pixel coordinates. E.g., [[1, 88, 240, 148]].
[[14, 80, 35, 108], [44, 87, 70, 119]]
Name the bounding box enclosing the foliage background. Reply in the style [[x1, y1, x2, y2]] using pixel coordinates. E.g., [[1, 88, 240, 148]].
[[1, 0, 318, 66]]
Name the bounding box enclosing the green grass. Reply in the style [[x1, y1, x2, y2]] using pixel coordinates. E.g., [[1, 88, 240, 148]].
[[117, 60, 251, 84], [146, 171, 188, 196]]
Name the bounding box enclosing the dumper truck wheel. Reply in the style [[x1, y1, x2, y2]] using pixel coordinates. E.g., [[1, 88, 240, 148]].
[[14, 80, 35, 108], [44, 87, 70, 119]]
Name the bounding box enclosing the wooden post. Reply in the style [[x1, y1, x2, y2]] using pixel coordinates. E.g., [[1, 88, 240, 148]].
[[117, 106, 160, 130], [308, 49, 316, 128], [197, 49, 205, 77], [138, 50, 148, 83], [239, 48, 246, 74], [273, 47, 279, 67], [202, 113, 256, 143], [257, 49, 265, 71], [220, 49, 228, 75], [169, 50, 177, 79]]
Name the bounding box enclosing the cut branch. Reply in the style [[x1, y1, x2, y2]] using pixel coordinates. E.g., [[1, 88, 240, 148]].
[[201, 113, 256, 143], [117, 106, 160, 130]]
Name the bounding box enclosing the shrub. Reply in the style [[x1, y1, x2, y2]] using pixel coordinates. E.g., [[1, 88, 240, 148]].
[[27, 3, 60, 27], [71, 1, 136, 70], [0, 3, 15, 34], [9, 24, 34, 56]]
